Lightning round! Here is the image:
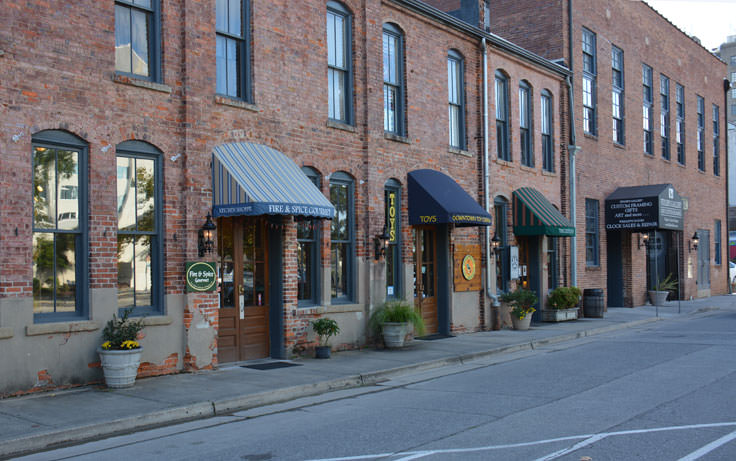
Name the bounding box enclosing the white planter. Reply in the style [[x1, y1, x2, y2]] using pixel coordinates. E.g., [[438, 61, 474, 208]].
[[511, 314, 532, 330], [382, 322, 409, 348], [648, 290, 669, 306], [541, 307, 579, 322], [98, 347, 143, 389]]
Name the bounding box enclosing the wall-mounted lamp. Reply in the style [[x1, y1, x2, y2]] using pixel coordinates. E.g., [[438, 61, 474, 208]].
[[491, 233, 501, 254], [688, 231, 699, 253], [373, 227, 390, 261], [198, 213, 217, 257], [638, 232, 650, 249]]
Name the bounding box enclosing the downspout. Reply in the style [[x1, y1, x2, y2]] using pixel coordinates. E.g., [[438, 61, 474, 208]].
[[567, 0, 579, 287], [725, 78, 731, 293], [482, 38, 500, 319]]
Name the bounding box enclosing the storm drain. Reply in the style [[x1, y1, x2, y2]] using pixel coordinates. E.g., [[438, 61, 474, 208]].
[[241, 361, 303, 370]]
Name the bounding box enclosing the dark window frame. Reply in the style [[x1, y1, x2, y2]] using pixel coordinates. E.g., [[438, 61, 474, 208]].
[[494, 196, 510, 294], [697, 95, 705, 171], [495, 71, 510, 161], [713, 104, 720, 176], [519, 80, 533, 167], [660, 74, 670, 160], [582, 27, 597, 135], [215, 0, 252, 102], [116, 140, 164, 317], [541, 90, 554, 172], [585, 198, 599, 267], [715, 219, 722, 265], [643, 64, 653, 155], [327, 1, 353, 124], [114, 0, 162, 83], [383, 23, 405, 136], [612, 46, 624, 145], [448, 50, 466, 149], [676, 83, 685, 165], [385, 179, 402, 299], [32, 130, 89, 323], [297, 167, 322, 306], [329, 171, 355, 303]]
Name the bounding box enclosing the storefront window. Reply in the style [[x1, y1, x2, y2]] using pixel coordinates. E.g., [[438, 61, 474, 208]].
[[298, 167, 321, 305], [330, 172, 354, 302]]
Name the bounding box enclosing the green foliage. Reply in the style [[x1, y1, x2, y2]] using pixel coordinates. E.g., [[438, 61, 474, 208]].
[[501, 288, 538, 319], [101, 308, 145, 350], [369, 300, 425, 336], [312, 317, 340, 346], [654, 273, 678, 292], [547, 286, 582, 310]]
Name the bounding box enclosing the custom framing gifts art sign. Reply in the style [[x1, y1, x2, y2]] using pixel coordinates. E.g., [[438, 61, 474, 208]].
[[605, 184, 683, 231], [185, 262, 217, 293]]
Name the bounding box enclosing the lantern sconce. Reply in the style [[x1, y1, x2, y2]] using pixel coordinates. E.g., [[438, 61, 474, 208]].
[[688, 231, 699, 253], [638, 232, 650, 250], [198, 213, 217, 257], [373, 227, 390, 261], [491, 233, 501, 254]]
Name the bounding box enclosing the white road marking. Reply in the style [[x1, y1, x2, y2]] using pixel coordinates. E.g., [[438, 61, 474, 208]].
[[677, 428, 736, 461], [304, 422, 736, 461]]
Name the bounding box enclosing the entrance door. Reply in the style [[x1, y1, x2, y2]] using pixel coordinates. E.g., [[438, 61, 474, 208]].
[[697, 229, 710, 290], [217, 217, 269, 363], [413, 227, 437, 335]]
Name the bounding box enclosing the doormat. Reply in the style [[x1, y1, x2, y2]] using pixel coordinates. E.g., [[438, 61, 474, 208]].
[[241, 361, 303, 370], [416, 334, 454, 341]]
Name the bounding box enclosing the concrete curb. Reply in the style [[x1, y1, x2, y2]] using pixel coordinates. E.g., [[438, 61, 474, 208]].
[[0, 316, 660, 459]]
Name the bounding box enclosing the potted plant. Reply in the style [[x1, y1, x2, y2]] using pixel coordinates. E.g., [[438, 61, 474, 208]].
[[98, 308, 145, 388], [648, 273, 677, 306], [500, 288, 537, 330], [311, 317, 340, 359], [369, 300, 425, 348], [543, 286, 581, 322]]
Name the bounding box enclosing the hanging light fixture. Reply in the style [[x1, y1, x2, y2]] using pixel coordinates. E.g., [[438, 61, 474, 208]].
[[198, 213, 217, 257]]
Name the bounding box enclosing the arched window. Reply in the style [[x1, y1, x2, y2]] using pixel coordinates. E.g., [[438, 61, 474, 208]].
[[116, 140, 163, 315], [383, 23, 405, 136], [448, 50, 465, 149], [330, 172, 354, 302], [385, 179, 401, 298], [32, 130, 89, 321], [541, 89, 554, 172], [327, 1, 353, 124], [298, 167, 322, 306], [519, 80, 533, 167], [495, 71, 510, 161]]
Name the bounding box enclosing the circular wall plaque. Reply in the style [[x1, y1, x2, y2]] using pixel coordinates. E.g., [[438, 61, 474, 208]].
[[461, 254, 476, 281]]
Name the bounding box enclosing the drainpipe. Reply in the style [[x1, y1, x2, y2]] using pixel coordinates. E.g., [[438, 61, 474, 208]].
[[481, 38, 500, 321], [567, 0, 579, 287], [725, 78, 731, 293]]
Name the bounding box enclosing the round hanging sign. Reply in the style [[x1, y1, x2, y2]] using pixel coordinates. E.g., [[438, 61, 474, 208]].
[[186, 261, 217, 292], [461, 254, 476, 281]]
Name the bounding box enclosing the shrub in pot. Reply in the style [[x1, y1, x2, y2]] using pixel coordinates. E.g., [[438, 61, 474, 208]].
[[500, 288, 537, 330], [369, 300, 425, 348], [649, 273, 678, 306], [312, 317, 340, 359], [544, 286, 581, 322], [98, 308, 145, 388]]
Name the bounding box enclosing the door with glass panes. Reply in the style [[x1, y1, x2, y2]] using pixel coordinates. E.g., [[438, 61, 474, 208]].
[[217, 217, 269, 363], [413, 227, 437, 335]]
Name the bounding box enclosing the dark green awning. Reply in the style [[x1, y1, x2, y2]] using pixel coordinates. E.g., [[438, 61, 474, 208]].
[[512, 187, 575, 237]]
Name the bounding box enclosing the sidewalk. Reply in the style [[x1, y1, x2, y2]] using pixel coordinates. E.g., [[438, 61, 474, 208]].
[[1, 295, 732, 459]]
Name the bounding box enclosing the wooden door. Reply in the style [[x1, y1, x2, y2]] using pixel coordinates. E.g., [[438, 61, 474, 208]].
[[413, 227, 437, 334], [217, 217, 269, 363]]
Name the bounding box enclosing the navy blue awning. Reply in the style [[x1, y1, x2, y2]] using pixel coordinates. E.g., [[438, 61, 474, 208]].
[[407, 169, 491, 227], [212, 143, 335, 219]]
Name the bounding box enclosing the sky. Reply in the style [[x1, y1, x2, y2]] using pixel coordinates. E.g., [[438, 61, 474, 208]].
[[643, 0, 736, 51]]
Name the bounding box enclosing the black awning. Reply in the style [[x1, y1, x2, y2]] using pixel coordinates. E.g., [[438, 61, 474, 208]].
[[605, 184, 683, 231], [407, 169, 491, 227]]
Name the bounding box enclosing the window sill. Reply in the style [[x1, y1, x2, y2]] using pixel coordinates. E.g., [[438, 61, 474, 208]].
[[661, 157, 672, 164], [142, 315, 173, 326], [26, 320, 100, 337], [677, 162, 686, 168], [583, 133, 598, 141], [495, 158, 513, 167], [113, 74, 172, 94], [449, 147, 472, 157], [0, 327, 13, 340], [384, 132, 411, 144], [613, 142, 626, 150], [541, 169, 557, 177], [520, 164, 536, 173], [585, 265, 601, 271], [325, 303, 363, 313], [327, 119, 357, 133], [643, 152, 655, 159], [215, 94, 258, 112]]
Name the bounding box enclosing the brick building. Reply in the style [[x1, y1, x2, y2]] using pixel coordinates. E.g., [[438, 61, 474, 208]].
[[0, 0, 570, 395], [478, 0, 729, 306]]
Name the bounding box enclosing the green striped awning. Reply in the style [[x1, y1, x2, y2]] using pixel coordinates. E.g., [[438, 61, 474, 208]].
[[512, 187, 575, 237]]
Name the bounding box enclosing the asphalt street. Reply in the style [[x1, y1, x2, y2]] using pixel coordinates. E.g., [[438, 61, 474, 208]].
[[15, 307, 736, 461]]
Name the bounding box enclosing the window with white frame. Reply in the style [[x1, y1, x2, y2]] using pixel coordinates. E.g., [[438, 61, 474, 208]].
[[541, 90, 554, 172], [582, 28, 597, 135], [612, 46, 624, 145], [643, 64, 653, 155], [327, 2, 352, 123], [519, 81, 533, 167], [448, 50, 465, 149]]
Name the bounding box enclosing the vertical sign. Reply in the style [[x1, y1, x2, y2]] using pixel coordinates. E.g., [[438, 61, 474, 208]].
[[387, 190, 397, 243], [510, 246, 520, 279]]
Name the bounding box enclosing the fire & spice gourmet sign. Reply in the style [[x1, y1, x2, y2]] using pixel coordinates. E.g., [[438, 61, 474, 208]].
[[186, 261, 217, 292], [605, 184, 683, 231]]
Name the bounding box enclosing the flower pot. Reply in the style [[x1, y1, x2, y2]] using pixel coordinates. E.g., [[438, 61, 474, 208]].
[[98, 347, 143, 389], [382, 322, 409, 348], [511, 314, 532, 330], [315, 345, 331, 359], [648, 290, 669, 306], [541, 307, 579, 322]]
